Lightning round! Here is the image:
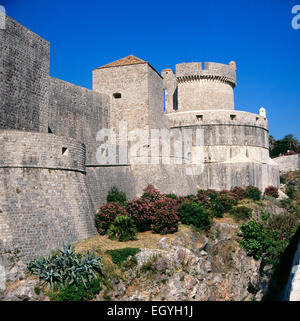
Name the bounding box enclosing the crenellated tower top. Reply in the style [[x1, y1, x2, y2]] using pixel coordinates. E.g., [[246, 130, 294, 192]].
[[162, 61, 237, 112]]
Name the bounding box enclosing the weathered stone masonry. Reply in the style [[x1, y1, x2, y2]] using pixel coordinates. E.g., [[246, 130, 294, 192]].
[[0, 14, 280, 261]]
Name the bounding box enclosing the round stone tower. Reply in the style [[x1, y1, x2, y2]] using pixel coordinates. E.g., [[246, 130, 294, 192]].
[[163, 60, 279, 190], [175, 61, 236, 111]]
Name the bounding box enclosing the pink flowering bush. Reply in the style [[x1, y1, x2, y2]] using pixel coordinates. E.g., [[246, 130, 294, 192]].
[[230, 186, 247, 200], [95, 203, 128, 235], [264, 186, 279, 198], [126, 198, 156, 232], [150, 198, 179, 234], [141, 184, 164, 202], [194, 189, 238, 218], [127, 185, 179, 234]]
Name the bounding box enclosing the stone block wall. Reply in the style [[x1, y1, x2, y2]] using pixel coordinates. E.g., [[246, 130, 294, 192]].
[[0, 131, 96, 261], [162, 69, 178, 113], [0, 16, 49, 133], [273, 154, 300, 173], [48, 77, 110, 164], [167, 110, 269, 164], [175, 62, 236, 111], [93, 63, 151, 132]]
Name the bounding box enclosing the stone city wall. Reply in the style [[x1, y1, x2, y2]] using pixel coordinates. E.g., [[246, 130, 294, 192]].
[[273, 154, 300, 173]]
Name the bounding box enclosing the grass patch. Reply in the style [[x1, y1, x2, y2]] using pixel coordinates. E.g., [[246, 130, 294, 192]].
[[105, 248, 140, 267]]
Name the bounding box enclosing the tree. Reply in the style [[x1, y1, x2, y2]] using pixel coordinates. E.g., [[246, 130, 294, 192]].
[[269, 134, 299, 158]]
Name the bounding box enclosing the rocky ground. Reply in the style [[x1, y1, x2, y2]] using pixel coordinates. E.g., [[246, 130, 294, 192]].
[[1, 185, 299, 301]]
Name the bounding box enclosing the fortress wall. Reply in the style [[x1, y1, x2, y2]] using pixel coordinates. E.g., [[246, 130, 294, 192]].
[[93, 63, 151, 132], [86, 160, 279, 210], [0, 131, 86, 171], [0, 15, 49, 133], [86, 163, 199, 210], [175, 62, 236, 111], [176, 62, 236, 82], [273, 154, 300, 173], [177, 80, 234, 111], [167, 110, 268, 129], [196, 162, 279, 191], [203, 145, 270, 163], [0, 131, 96, 261], [162, 69, 177, 113], [48, 77, 110, 164], [147, 65, 167, 129], [167, 111, 269, 163]]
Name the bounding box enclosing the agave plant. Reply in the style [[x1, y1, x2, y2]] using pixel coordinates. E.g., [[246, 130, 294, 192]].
[[27, 242, 102, 289]]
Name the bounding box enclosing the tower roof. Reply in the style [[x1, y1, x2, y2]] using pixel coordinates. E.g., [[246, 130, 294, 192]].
[[95, 55, 146, 69]]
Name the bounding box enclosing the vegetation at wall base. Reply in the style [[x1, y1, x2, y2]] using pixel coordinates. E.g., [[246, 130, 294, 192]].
[[126, 198, 155, 232], [95, 202, 128, 235], [178, 201, 212, 231], [107, 215, 137, 242], [245, 186, 261, 201], [264, 186, 279, 198], [106, 186, 127, 207]]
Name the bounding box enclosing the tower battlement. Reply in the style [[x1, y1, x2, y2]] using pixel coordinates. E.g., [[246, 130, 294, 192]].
[[175, 61, 236, 87]]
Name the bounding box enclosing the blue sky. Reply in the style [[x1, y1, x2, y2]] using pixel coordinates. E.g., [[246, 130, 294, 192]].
[[2, 0, 300, 140]]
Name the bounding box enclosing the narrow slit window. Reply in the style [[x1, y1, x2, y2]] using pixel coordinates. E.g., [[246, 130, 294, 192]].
[[48, 126, 53, 133], [113, 93, 121, 99], [62, 147, 68, 156]]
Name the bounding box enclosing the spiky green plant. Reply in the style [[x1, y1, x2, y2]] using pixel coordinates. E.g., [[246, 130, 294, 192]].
[[107, 215, 137, 242], [27, 242, 102, 289]]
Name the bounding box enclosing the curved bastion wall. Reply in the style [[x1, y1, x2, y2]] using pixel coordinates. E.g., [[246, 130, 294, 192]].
[[0, 131, 96, 261], [175, 62, 236, 111], [166, 110, 279, 190]]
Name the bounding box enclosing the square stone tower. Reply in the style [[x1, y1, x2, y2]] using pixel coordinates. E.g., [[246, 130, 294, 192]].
[[92, 55, 165, 132]]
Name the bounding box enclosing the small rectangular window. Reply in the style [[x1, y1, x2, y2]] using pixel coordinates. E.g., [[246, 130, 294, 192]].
[[113, 93, 121, 99], [196, 115, 203, 121], [230, 114, 236, 120]]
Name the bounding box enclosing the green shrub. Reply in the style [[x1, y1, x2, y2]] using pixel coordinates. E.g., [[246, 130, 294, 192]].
[[286, 185, 296, 199], [239, 219, 267, 259], [27, 243, 102, 289], [280, 176, 286, 184], [49, 278, 101, 301], [239, 211, 299, 269], [229, 206, 252, 222], [106, 248, 140, 267], [178, 201, 212, 231], [164, 193, 178, 199], [95, 202, 128, 235], [106, 186, 127, 206], [107, 215, 137, 242], [245, 186, 261, 201]]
